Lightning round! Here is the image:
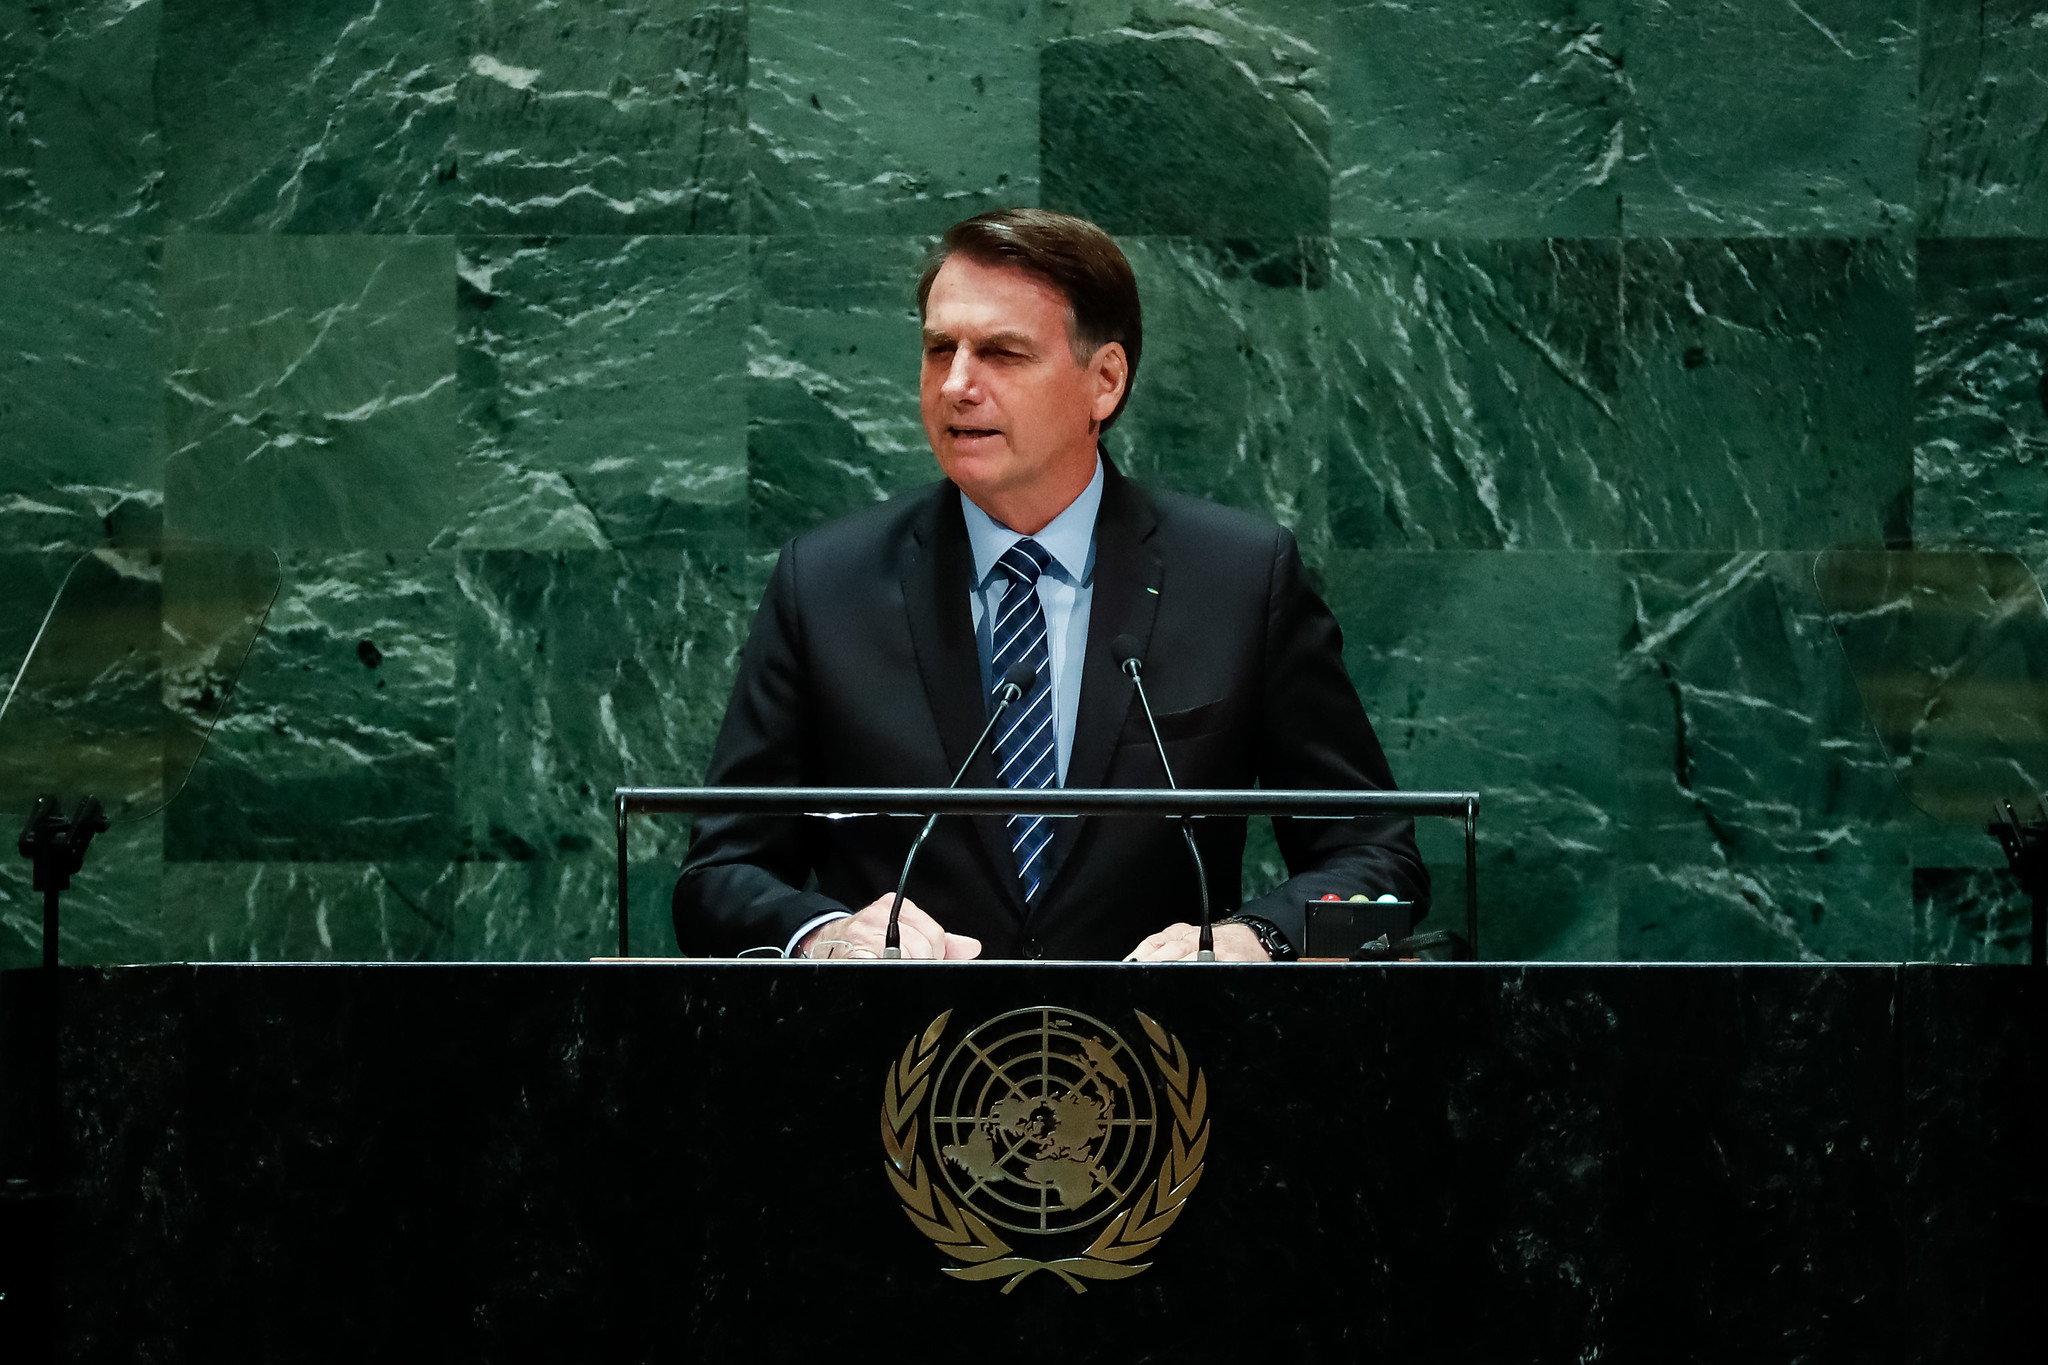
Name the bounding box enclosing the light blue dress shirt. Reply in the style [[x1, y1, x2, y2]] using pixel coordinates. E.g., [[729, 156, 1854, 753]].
[[783, 456, 1104, 955], [959, 455, 1103, 787]]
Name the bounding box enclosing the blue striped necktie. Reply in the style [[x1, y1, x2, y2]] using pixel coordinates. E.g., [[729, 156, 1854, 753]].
[[990, 537, 1058, 903]]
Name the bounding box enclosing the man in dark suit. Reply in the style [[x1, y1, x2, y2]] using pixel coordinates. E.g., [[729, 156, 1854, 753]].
[[673, 209, 1427, 962]]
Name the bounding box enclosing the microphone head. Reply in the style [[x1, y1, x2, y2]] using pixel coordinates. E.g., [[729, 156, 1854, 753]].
[[1001, 659, 1037, 699], [1111, 633, 1143, 676]]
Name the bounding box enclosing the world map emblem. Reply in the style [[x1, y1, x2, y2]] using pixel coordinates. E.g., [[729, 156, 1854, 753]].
[[880, 1006, 1209, 1293]]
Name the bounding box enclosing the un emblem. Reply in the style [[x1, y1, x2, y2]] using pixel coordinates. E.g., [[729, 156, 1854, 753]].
[[880, 1007, 1209, 1293]]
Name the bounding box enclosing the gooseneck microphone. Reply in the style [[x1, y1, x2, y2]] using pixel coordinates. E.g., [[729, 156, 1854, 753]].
[[1111, 634, 1215, 962], [882, 659, 1038, 958]]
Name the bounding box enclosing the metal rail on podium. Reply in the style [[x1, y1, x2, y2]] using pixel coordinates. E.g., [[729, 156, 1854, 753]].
[[613, 786, 1481, 958]]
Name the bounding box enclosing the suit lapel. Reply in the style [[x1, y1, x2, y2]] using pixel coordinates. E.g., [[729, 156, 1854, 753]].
[[901, 482, 1028, 921], [1031, 460, 1161, 914]]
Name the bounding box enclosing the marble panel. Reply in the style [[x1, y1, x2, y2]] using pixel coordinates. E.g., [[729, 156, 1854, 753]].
[[1601, 966, 1906, 1356], [1326, 550, 1618, 959], [1326, 237, 1624, 550], [0, 235, 163, 552], [161, 235, 459, 550], [1912, 239, 2048, 554], [0, 0, 2005, 975], [1898, 966, 2045, 1362], [1106, 237, 1327, 553], [460, 0, 746, 234], [16, 969, 189, 1352], [160, 861, 456, 962], [1618, 860, 1910, 962], [0, 813, 162, 969], [165, 552, 459, 863], [452, 858, 678, 961], [1621, 0, 1916, 236], [1619, 238, 1914, 551], [749, 0, 1038, 234], [0, 0, 160, 233], [33, 963, 2008, 1357], [454, 235, 748, 550], [1911, 865, 2031, 964], [451, 547, 768, 877], [46, 967, 466, 1356], [1619, 553, 1910, 869], [1918, 0, 2048, 236], [747, 236, 935, 549], [1040, 1, 1329, 236], [0, 549, 71, 681], [157, 0, 458, 233], [1329, 0, 1624, 237]]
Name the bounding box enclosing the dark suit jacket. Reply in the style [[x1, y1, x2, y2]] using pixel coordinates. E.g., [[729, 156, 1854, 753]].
[[672, 460, 1428, 959]]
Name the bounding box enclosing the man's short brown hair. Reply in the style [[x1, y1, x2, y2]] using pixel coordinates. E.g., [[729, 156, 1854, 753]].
[[916, 208, 1143, 432]]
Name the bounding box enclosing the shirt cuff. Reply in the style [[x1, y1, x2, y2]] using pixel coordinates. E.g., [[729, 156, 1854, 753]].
[[784, 910, 852, 959]]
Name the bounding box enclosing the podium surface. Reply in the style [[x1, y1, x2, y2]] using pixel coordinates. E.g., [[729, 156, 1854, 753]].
[[2, 961, 2038, 1362]]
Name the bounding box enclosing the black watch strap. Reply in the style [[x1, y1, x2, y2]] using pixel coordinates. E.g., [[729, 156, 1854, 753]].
[[1216, 914, 1298, 962]]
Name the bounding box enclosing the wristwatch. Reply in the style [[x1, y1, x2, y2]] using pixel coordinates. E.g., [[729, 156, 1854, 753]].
[[1215, 914, 1298, 963]]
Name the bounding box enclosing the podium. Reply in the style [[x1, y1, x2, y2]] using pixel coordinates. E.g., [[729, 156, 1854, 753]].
[[0, 959, 2038, 1361], [4, 553, 2047, 1358]]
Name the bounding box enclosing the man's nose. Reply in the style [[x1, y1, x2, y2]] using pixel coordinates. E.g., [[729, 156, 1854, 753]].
[[940, 346, 978, 401]]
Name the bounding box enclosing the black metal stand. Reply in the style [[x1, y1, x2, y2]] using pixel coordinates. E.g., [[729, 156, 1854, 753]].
[[1989, 802, 2048, 968], [18, 795, 107, 973]]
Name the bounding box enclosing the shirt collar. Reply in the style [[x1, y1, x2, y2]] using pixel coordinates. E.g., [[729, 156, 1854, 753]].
[[960, 453, 1104, 588]]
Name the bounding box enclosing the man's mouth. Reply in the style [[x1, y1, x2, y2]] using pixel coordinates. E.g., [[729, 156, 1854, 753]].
[[948, 426, 1002, 442]]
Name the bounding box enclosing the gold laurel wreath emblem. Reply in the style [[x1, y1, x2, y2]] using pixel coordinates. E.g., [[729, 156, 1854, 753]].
[[880, 1008, 1209, 1294]]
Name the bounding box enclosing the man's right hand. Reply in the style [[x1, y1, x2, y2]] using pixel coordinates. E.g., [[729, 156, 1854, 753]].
[[798, 895, 982, 960]]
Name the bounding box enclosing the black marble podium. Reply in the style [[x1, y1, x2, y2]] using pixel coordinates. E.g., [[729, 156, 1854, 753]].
[[1, 962, 2039, 1363]]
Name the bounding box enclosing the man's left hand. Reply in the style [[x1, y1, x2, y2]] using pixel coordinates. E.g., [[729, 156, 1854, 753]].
[[1125, 922, 1269, 962]]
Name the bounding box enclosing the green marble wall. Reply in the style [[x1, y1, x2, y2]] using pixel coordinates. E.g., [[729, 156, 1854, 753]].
[[2, 0, 2044, 966]]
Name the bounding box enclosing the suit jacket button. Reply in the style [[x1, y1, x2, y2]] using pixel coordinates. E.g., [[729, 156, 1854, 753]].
[[1023, 938, 1041, 959]]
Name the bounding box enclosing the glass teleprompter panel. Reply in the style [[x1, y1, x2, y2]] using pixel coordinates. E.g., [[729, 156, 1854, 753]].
[[1815, 548, 2048, 825], [0, 544, 279, 825]]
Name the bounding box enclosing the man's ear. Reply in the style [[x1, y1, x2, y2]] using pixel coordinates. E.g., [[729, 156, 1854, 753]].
[[1091, 342, 1129, 423]]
